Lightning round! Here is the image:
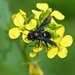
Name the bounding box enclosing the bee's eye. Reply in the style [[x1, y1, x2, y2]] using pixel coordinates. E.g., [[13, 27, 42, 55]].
[[28, 33, 34, 40]]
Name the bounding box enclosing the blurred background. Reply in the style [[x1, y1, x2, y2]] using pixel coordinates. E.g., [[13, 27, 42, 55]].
[[0, 0, 75, 75]]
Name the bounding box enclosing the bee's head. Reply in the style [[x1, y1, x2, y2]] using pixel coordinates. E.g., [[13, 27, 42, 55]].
[[28, 32, 34, 40]]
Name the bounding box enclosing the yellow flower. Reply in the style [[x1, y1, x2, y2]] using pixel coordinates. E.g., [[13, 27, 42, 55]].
[[50, 10, 65, 24], [25, 19, 37, 30], [22, 19, 37, 43], [29, 60, 44, 75], [9, 9, 26, 39], [56, 26, 65, 38], [51, 10, 65, 20], [57, 47, 68, 58], [60, 35, 73, 47], [32, 3, 65, 24], [12, 11, 25, 27], [47, 47, 58, 59], [22, 60, 44, 75], [29, 44, 43, 57], [32, 10, 42, 19], [30, 52, 37, 58], [22, 30, 32, 43], [19, 9, 26, 18], [9, 9, 37, 42], [36, 3, 49, 12], [9, 28, 21, 39], [32, 3, 52, 19], [47, 26, 73, 59], [33, 44, 43, 52], [47, 35, 73, 59]]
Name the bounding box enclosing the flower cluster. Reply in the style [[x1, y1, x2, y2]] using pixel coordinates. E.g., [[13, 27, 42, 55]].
[[22, 59, 43, 75], [8, 3, 73, 59], [29, 60, 43, 75]]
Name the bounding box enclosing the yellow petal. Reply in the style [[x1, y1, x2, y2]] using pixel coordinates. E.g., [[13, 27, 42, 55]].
[[60, 35, 73, 47], [19, 9, 26, 18], [47, 47, 58, 59], [22, 30, 29, 35], [29, 52, 37, 57], [32, 10, 42, 19], [33, 45, 43, 52], [12, 13, 16, 19], [12, 13, 24, 27], [22, 34, 31, 43], [51, 10, 65, 20], [25, 19, 37, 30], [9, 28, 20, 39], [22, 30, 31, 43], [58, 47, 68, 58], [47, 8, 52, 13], [54, 37, 61, 44], [36, 3, 49, 12], [56, 26, 65, 38], [29, 63, 44, 75], [29, 63, 34, 74], [35, 65, 44, 75], [51, 18, 57, 25]]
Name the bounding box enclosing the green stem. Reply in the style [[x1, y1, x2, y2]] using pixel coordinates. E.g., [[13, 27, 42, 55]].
[[25, 14, 33, 24], [15, 40, 29, 62], [15, 40, 23, 51], [15, 40, 29, 74]]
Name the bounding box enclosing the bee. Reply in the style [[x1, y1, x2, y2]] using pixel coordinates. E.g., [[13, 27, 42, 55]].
[[27, 15, 57, 47]]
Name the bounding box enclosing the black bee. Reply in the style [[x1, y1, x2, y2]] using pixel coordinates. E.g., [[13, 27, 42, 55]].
[[27, 15, 57, 47]]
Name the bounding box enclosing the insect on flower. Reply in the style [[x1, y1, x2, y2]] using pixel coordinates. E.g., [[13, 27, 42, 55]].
[[27, 15, 57, 47]]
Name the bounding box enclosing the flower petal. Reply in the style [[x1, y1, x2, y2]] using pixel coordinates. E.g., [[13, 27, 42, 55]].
[[51, 18, 57, 25], [48, 8, 52, 13], [22, 30, 31, 43], [60, 35, 73, 47], [47, 47, 58, 59], [29, 62, 44, 75], [9, 28, 20, 39], [29, 63, 34, 74], [51, 10, 65, 20], [32, 10, 42, 19], [54, 26, 65, 44], [35, 65, 44, 75], [36, 3, 49, 12], [22, 30, 29, 35], [29, 52, 37, 57], [58, 47, 68, 58], [19, 9, 26, 18], [33, 45, 43, 52], [12, 13, 24, 27], [25, 19, 37, 30], [56, 26, 65, 38], [22, 34, 31, 43]]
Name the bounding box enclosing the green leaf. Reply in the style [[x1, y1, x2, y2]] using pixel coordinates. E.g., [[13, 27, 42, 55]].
[[48, 22, 62, 30]]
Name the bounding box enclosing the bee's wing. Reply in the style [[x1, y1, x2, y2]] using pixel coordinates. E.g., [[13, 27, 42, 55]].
[[37, 15, 51, 31], [39, 37, 57, 46]]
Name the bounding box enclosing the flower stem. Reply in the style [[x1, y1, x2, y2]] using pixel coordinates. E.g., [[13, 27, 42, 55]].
[[15, 39, 29, 74], [25, 14, 33, 24], [15, 39, 29, 62]]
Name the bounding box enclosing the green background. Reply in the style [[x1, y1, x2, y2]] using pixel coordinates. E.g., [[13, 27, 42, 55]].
[[0, 0, 75, 75]]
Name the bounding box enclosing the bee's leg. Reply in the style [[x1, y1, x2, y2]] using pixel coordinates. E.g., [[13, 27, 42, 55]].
[[38, 40, 41, 47], [44, 41, 48, 47]]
